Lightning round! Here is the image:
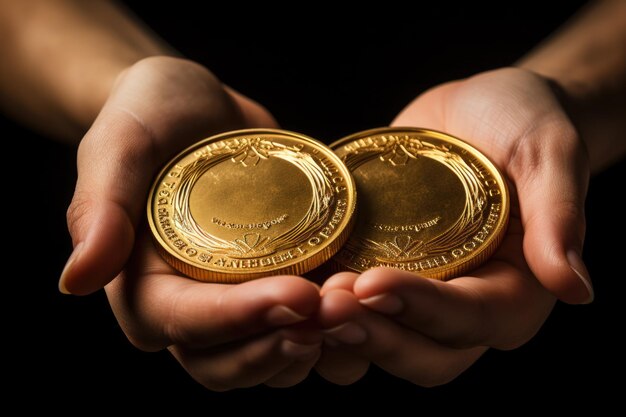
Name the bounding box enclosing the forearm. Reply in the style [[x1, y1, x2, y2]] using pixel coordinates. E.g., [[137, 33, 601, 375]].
[[518, 0, 626, 173], [0, 0, 175, 142]]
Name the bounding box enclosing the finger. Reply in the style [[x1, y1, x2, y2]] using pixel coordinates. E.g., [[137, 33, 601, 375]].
[[60, 58, 248, 295], [354, 262, 554, 350], [357, 308, 486, 387], [61, 110, 153, 295], [509, 122, 592, 304], [391, 81, 459, 129], [170, 329, 321, 392], [264, 355, 320, 388], [316, 283, 371, 385], [106, 235, 321, 351], [320, 271, 358, 295], [319, 289, 486, 387], [315, 345, 370, 385], [225, 86, 280, 128]]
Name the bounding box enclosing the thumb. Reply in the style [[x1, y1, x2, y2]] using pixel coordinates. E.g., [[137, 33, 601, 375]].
[[513, 125, 593, 304], [58, 57, 277, 295], [60, 110, 155, 295]]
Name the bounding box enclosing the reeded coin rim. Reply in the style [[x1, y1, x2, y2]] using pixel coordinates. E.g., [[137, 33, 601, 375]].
[[147, 128, 357, 283], [330, 126, 509, 280]]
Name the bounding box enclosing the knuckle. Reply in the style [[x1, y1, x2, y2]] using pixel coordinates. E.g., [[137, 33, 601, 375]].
[[507, 132, 544, 181], [238, 337, 281, 373], [161, 288, 197, 346], [552, 125, 589, 171], [122, 57, 241, 127], [555, 199, 585, 225], [66, 192, 96, 239], [116, 312, 169, 352], [105, 284, 168, 352], [124, 331, 165, 353], [507, 117, 586, 183], [114, 296, 183, 353], [112, 308, 169, 352]]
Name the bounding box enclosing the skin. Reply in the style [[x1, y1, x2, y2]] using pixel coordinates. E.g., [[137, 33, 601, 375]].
[[316, 68, 580, 385], [315, 2, 626, 384], [64, 57, 322, 389], [1, 0, 625, 390]]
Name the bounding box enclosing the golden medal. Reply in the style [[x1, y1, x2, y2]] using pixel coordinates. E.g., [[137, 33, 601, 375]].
[[331, 127, 509, 280], [148, 129, 357, 283]]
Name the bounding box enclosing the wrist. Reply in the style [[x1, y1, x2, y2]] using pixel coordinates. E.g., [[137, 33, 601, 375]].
[[4, 0, 179, 143], [517, 53, 626, 172], [75, 53, 179, 133]]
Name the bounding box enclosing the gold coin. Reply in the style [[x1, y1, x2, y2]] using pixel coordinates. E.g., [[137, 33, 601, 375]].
[[147, 129, 356, 283], [330, 127, 509, 280]]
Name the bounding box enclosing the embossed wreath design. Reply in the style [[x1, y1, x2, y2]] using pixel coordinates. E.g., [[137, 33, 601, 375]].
[[342, 136, 487, 262], [172, 138, 334, 258]]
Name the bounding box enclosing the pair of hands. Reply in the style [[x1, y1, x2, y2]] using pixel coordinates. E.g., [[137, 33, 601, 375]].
[[60, 57, 592, 390]]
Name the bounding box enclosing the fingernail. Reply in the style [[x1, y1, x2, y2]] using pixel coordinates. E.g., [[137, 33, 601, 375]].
[[59, 243, 84, 295], [360, 293, 404, 315], [323, 322, 367, 345], [281, 340, 321, 360], [267, 305, 308, 326], [567, 250, 594, 304]]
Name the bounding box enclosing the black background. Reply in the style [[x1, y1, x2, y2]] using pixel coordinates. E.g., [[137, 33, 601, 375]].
[[10, 0, 625, 410]]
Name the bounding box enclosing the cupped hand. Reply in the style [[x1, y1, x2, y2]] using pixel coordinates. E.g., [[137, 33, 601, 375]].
[[61, 56, 276, 295], [62, 57, 322, 389], [316, 214, 553, 386], [316, 67, 590, 386], [391, 68, 592, 304]]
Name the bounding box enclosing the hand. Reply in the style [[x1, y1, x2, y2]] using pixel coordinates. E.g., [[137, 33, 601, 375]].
[[392, 68, 592, 304], [315, 67, 590, 386], [61, 57, 322, 390], [61, 56, 277, 295]]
